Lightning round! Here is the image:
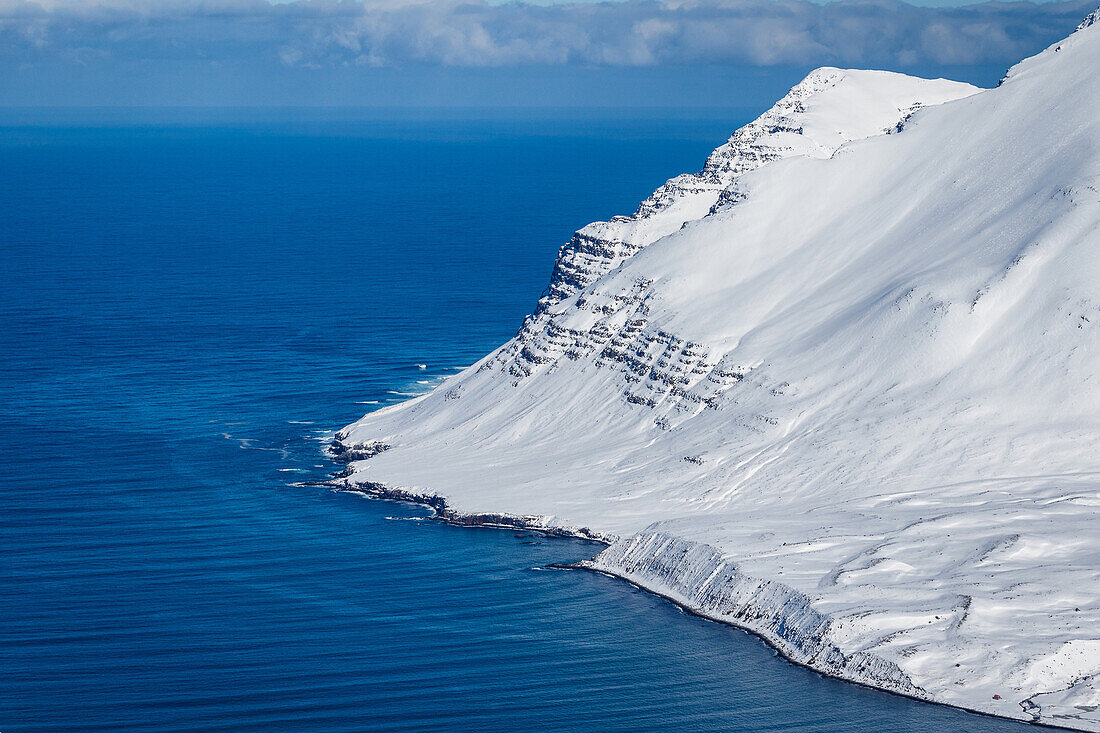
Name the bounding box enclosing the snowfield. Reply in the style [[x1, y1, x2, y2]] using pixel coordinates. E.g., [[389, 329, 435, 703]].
[[334, 11, 1100, 729]]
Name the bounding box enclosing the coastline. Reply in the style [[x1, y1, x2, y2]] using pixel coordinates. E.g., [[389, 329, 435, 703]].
[[579, 561, 1068, 733], [325, 478, 613, 543], [323, 470, 1078, 732]]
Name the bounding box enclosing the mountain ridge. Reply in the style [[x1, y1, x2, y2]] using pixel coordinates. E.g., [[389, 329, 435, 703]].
[[537, 67, 978, 313]]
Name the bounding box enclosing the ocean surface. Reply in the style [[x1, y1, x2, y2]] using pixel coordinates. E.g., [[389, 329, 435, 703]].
[[1, 110, 1037, 732]]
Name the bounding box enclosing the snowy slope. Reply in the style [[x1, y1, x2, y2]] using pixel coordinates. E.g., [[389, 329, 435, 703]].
[[334, 13, 1100, 730]]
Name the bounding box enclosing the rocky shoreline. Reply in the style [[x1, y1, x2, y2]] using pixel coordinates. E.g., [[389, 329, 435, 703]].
[[324, 470, 612, 543], [323, 463, 1074, 731], [324, 431, 1074, 729]]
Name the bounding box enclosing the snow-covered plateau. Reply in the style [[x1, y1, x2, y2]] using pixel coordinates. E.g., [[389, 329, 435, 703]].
[[333, 11, 1100, 729]]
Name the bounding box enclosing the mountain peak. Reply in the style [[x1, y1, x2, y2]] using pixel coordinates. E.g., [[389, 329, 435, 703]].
[[1078, 6, 1100, 30], [532, 67, 976, 313]]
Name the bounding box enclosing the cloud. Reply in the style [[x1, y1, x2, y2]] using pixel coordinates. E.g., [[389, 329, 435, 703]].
[[0, 0, 1094, 69]]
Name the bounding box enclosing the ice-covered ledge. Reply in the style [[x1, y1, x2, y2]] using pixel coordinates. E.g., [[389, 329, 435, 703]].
[[588, 531, 925, 698]]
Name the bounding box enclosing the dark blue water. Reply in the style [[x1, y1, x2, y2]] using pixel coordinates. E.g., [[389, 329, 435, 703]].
[[1, 112, 1035, 732]]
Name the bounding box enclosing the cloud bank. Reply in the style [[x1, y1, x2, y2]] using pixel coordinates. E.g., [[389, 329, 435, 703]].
[[0, 0, 1094, 69]]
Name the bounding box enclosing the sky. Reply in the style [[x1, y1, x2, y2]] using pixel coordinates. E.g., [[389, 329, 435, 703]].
[[0, 0, 1095, 108]]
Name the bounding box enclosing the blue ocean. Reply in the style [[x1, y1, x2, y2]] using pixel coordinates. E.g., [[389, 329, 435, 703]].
[[1, 110, 1035, 732]]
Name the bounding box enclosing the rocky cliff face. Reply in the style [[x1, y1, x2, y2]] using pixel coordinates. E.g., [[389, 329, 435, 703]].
[[333, 12, 1100, 731]]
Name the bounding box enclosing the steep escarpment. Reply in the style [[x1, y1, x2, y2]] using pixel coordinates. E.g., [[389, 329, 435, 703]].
[[333, 12, 1100, 731]]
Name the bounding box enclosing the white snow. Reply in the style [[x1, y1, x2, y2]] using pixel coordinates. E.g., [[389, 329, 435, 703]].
[[335, 14, 1100, 730]]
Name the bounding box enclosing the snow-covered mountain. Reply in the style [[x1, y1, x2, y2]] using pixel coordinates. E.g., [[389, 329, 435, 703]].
[[333, 11, 1100, 730]]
